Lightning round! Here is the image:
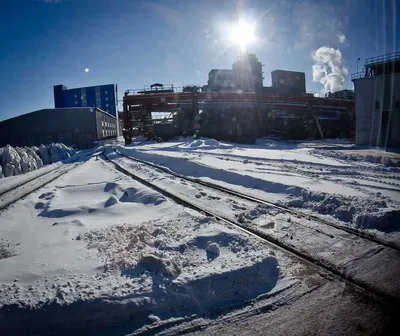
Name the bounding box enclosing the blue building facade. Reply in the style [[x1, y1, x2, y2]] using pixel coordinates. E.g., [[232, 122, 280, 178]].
[[54, 84, 117, 116]]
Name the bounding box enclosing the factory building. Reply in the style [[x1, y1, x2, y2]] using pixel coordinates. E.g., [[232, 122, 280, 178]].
[[232, 53, 264, 92], [206, 53, 264, 92], [122, 52, 354, 144], [271, 70, 306, 95], [327, 89, 355, 100], [205, 54, 306, 96], [54, 84, 117, 117], [352, 52, 400, 150], [0, 108, 117, 149]]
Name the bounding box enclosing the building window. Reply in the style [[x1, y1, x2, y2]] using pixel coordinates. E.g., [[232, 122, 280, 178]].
[[105, 91, 108, 94], [375, 101, 380, 109], [75, 101, 78, 104], [106, 97, 108, 101], [382, 110, 390, 127], [395, 101, 400, 109], [106, 104, 109, 107]]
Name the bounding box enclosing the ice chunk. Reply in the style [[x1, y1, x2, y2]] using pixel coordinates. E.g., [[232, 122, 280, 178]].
[[25, 147, 43, 169], [2, 145, 20, 165], [15, 147, 33, 173], [48, 143, 71, 163], [137, 253, 180, 277], [38, 145, 51, 165], [3, 162, 16, 177], [206, 242, 220, 256], [1, 145, 22, 176]]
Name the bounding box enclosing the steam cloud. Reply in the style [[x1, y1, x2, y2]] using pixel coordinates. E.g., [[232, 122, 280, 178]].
[[312, 46, 348, 94], [337, 33, 346, 44]]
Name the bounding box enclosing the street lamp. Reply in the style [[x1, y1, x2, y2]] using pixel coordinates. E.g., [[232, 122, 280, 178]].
[[356, 57, 361, 73]]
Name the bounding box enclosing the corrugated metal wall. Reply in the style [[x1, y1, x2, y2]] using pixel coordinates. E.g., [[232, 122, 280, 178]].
[[0, 108, 98, 149], [95, 109, 117, 140]]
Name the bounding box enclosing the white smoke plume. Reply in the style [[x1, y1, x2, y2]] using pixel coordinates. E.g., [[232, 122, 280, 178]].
[[312, 46, 348, 94]]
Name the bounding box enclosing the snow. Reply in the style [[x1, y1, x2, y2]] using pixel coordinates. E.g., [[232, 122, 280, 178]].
[[1, 136, 399, 334], [118, 137, 400, 241], [312, 148, 400, 167], [206, 241, 221, 256], [1, 145, 22, 177], [0, 155, 292, 335], [179, 138, 228, 149], [0, 143, 76, 179]]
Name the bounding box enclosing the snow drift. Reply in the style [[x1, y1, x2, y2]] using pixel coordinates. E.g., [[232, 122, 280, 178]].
[[312, 149, 400, 167]]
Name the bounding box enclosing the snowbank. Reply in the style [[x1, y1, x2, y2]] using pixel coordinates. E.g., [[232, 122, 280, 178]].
[[74, 214, 280, 317], [312, 149, 400, 167], [180, 138, 222, 149], [282, 187, 400, 232], [0, 143, 76, 179]]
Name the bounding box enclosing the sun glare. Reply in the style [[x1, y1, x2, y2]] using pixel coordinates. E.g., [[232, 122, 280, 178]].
[[229, 20, 256, 50]]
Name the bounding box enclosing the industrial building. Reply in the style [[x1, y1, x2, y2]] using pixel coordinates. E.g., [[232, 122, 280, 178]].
[[54, 84, 117, 117], [0, 108, 117, 149], [351, 51, 400, 150], [271, 70, 306, 95], [205, 54, 264, 93], [328, 89, 355, 100], [122, 53, 354, 144], [204, 54, 306, 96]]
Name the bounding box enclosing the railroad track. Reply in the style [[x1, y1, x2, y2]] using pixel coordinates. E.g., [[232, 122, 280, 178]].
[[112, 148, 400, 253], [0, 152, 98, 212], [104, 149, 400, 304]]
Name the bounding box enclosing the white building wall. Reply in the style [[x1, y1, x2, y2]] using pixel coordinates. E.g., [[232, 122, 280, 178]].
[[354, 73, 400, 149]]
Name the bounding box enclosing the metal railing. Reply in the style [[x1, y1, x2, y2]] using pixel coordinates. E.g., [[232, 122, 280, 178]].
[[124, 85, 204, 96], [351, 72, 367, 80], [365, 51, 400, 66]]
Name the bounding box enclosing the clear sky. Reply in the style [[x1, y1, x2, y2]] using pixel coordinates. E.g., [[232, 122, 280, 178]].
[[0, 0, 398, 121]]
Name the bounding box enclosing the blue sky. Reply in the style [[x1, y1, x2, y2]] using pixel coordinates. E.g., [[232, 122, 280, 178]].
[[0, 0, 398, 121]]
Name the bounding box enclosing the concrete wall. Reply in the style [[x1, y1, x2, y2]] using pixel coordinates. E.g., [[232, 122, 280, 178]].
[[0, 108, 98, 149], [354, 73, 400, 149]]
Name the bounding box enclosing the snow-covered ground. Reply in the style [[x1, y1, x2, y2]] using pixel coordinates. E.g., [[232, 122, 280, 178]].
[[1, 137, 399, 335], [0, 154, 304, 335], [118, 138, 400, 242]]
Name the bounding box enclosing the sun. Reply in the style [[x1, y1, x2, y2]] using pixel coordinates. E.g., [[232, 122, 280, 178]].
[[229, 20, 256, 50]]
